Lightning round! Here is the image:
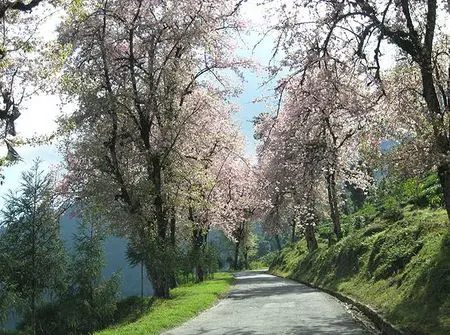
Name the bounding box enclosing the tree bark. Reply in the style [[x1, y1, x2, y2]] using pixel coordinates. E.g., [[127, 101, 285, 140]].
[[170, 209, 176, 247], [140, 261, 144, 313], [152, 156, 167, 241], [274, 234, 282, 250], [193, 229, 205, 282], [326, 171, 342, 239], [31, 195, 37, 335], [438, 163, 450, 222], [152, 272, 170, 298], [290, 218, 297, 243], [243, 248, 249, 269], [151, 156, 170, 298], [304, 224, 318, 252], [31, 289, 36, 335], [189, 208, 208, 282], [233, 241, 240, 270], [169, 209, 177, 288], [419, 64, 450, 222]]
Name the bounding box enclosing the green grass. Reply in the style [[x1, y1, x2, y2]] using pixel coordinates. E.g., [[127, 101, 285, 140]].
[[95, 272, 233, 335], [270, 207, 450, 335]]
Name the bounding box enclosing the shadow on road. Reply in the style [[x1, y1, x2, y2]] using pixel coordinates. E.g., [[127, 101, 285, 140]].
[[230, 271, 316, 300], [163, 271, 371, 335], [180, 316, 367, 335]]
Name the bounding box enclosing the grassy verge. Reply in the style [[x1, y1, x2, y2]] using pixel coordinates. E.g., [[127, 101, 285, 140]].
[[271, 206, 450, 335], [96, 272, 233, 335]]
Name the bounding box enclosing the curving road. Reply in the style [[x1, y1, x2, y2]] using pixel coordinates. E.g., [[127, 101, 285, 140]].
[[162, 271, 371, 335]]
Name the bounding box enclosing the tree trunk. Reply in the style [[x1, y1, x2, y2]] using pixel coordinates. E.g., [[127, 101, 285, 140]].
[[274, 234, 282, 250], [419, 64, 450, 223], [152, 273, 170, 298], [196, 265, 205, 282], [291, 218, 297, 243], [170, 209, 176, 247], [438, 163, 450, 222], [152, 157, 167, 241], [233, 241, 240, 270], [31, 290, 36, 335], [305, 224, 318, 252], [326, 171, 342, 239], [190, 208, 207, 282], [140, 261, 144, 313], [151, 157, 170, 298], [31, 204, 36, 335], [243, 248, 249, 269], [169, 209, 177, 288]]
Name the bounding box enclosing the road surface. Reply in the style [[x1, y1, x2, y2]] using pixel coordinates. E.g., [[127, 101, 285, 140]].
[[163, 271, 371, 335]]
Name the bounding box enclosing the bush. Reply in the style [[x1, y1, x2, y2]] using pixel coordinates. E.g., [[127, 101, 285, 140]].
[[114, 296, 154, 324], [248, 260, 266, 269], [367, 229, 423, 281], [381, 196, 404, 221], [177, 243, 220, 283], [259, 251, 279, 267]]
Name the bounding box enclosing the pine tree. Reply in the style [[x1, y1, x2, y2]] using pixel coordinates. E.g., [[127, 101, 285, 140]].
[[63, 206, 120, 334], [0, 160, 66, 335]]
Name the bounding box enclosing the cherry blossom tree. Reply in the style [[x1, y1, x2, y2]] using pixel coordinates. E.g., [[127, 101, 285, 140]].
[[214, 157, 259, 269], [256, 60, 374, 243], [267, 0, 450, 220], [0, 0, 59, 172], [57, 0, 248, 297], [170, 95, 244, 281], [256, 111, 322, 251]]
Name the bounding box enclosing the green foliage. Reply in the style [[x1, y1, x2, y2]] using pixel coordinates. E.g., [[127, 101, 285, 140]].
[[0, 161, 66, 331], [177, 243, 220, 283], [113, 296, 154, 325], [248, 260, 266, 269], [259, 250, 279, 265], [201, 244, 220, 275], [95, 273, 233, 335], [0, 283, 16, 325], [356, 203, 379, 225], [127, 233, 177, 296], [249, 250, 280, 269], [366, 226, 423, 280], [271, 205, 450, 334], [19, 207, 121, 335], [61, 212, 120, 334], [380, 196, 404, 221], [375, 172, 443, 210]]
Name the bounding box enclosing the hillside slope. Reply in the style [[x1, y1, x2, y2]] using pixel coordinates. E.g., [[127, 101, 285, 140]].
[[270, 206, 450, 334]]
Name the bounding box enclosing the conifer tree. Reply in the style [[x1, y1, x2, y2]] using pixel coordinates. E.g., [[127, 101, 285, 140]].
[[63, 206, 119, 334], [0, 160, 65, 335]]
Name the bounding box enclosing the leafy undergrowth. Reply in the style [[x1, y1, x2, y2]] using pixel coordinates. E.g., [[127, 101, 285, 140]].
[[95, 272, 233, 335], [271, 207, 450, 335]]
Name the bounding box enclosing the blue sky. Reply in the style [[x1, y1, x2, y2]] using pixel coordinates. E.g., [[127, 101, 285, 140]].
[[0, 1, 277, 200]]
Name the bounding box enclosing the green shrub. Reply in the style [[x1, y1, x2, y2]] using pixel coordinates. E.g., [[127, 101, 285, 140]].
[[362, 224, 385, 237], [113, 296, 154, 324], [356, 203, 379, 224], [248, 260, 266, 269], [260, 251, 279, 266], [381, 196, 404, 221]]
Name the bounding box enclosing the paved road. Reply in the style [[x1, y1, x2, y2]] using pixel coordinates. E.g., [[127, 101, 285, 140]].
[[163, 271, 371, 335]]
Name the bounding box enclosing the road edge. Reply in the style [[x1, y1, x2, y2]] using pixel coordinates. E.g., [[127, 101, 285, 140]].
[[270, 271, 404, 335]]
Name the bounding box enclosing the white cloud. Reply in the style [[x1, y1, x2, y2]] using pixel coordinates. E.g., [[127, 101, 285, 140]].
[[18, 94, 62, 137], [0, 144, 61, 204], [0, 94, 69, 201]]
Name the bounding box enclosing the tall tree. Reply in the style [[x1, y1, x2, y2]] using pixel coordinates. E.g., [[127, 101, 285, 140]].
[[57, 0, 248, 297], [268, 0, 450, 220], [62, 205, 120, 334], [0, 160, 65, 335], [0, 0, 58, 173]]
